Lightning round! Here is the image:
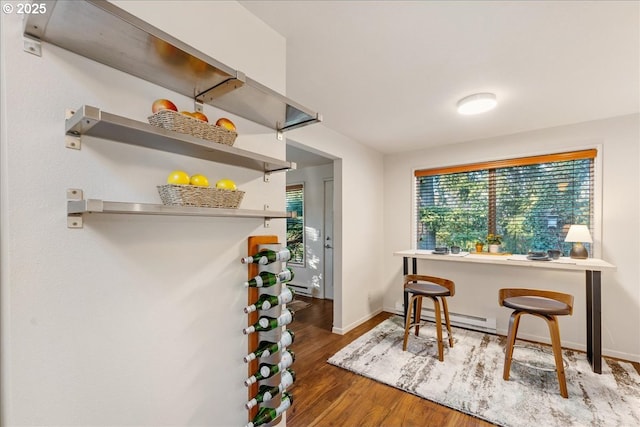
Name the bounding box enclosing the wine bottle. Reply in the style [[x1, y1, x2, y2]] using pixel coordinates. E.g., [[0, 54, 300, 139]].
[[241, 248, 291, 265], [245, 369, 296, 409], [244, 330, 295, 363], [244, 350, 295, 386], [243, 268, 294, 288], [244, 288, 295, 313], [245, 392, 293, 427], [243, 309, 295, 335]]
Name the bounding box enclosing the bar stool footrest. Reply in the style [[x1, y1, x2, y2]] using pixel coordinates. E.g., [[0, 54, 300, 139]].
[[407, 321, 453, 342]]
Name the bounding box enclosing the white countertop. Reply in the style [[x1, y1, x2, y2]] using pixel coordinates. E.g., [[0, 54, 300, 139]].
[[394, 249, 616, 272]]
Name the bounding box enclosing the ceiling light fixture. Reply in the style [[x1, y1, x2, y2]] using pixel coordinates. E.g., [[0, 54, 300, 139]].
[[457, 93, 497, 115]]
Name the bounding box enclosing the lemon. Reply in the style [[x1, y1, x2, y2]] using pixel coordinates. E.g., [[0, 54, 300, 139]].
[[190, 174, 210, 187], [167, 170, 190, 185], [215, 178, 237, 190]]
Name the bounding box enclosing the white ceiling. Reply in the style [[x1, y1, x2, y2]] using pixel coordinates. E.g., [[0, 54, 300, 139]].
[[240, 1, 639, 157]]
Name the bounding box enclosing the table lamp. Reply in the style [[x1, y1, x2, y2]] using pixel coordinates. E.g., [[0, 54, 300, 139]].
[[564, 225, 592, 259]]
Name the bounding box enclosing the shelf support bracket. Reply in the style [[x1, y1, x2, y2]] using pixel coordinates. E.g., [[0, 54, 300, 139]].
[[264, 205, 271, 228], [65, 108, 81, 149], [67, 188, 84, 228], [194, 99, 204, 113], [276, 122, 284, 141], [195, 72, 246, 104], [23, 35, 42, 56]]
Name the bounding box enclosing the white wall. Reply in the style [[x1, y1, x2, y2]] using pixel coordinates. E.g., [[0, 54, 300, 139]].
[[383, 114, 640, 362], [286, 163, 334, 298], [1, 2, 289, 426], [287, 125, 385, 334]]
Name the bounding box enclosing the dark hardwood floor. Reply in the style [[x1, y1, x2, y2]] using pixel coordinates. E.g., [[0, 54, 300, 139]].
[[287, 296, 494, 427]]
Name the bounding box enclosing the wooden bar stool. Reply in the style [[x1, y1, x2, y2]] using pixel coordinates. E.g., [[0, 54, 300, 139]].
[[499, 288, 574, 398], [402, 274, 455, 361]]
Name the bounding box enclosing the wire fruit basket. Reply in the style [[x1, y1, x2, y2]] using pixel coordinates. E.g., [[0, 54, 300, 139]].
[[148, 110, 237, 146], [157, 184, 244, 209]]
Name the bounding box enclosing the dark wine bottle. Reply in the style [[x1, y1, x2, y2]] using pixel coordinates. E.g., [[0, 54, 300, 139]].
[[243, 309, 294, 335], [243, 268, 294, 289], [245, 369, 296, 409], [241, 248, 291, 265], [244, 330, 295, 363], [244, 350, 295, 386], [244, 288, 295, 313], [245, 392, 293, 427]]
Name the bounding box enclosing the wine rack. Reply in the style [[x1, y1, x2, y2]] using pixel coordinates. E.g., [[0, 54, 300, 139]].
[[245, 236, 294, 427]]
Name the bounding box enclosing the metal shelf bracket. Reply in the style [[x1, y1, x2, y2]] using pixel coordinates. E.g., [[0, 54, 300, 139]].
[[65, 108, 81, 149], [23, 35, 42, 56], [67, 188, 84, 228], [264, 205, 271, 228]]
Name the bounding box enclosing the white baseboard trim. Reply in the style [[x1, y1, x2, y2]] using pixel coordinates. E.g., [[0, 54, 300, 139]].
[[495, 329, 640, 364], [392, 302, 496, 334], [286, 283, 312, 297], [332, 308, 384, 335]]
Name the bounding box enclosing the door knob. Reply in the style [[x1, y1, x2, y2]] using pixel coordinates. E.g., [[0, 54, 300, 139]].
[[325, 244, 333, 249]]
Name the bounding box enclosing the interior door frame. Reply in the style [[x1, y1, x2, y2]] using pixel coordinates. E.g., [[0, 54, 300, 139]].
[[323, 178, 334, 300]]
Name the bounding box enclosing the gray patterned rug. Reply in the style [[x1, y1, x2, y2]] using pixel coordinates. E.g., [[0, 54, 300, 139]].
[[327, 316, 640, 427]]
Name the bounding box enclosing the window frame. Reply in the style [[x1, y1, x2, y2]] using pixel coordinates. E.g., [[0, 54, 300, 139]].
[[286, 182, 305, 266], [411, 145, 603, 257]]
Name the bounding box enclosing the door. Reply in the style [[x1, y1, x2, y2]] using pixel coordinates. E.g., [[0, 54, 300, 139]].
[[323, 179, 334, 300]]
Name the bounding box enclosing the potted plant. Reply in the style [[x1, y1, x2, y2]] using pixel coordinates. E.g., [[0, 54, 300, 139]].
[[475, 241, 485, 253], [487, 234, 503, 253]]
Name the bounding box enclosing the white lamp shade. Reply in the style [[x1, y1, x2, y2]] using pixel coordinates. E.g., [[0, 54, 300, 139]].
[[457, 93, 497, 115], [564, 225, 593, 243]]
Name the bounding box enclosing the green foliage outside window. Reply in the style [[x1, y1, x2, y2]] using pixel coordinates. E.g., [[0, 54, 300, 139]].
[[416, 155, 593, 255], [286, 185, 304, 265]]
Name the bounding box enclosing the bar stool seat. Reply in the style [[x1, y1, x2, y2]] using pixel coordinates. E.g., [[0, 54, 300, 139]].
[[499, 288, 574, 398], [402, 274, 455, 361], [502, 296, 572, 316]]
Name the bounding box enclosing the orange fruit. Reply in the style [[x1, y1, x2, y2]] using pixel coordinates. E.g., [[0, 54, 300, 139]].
[[215, 118, 236, 131], [192, 112, 209, 122], [152, 99, 178, 114]]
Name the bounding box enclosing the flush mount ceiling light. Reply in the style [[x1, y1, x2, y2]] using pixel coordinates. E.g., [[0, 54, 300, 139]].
[[457, 93, 497, 115]]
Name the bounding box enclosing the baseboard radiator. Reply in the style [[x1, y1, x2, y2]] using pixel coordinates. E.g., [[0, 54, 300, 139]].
[[396, 303, 497, 334], [287, 283, 312, 297]]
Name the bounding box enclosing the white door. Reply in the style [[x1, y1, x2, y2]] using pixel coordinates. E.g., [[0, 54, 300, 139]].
[[323, 179, 334, 300]]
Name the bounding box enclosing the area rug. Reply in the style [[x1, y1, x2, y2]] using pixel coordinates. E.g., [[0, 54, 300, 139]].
[[327, 316, 640, 427]]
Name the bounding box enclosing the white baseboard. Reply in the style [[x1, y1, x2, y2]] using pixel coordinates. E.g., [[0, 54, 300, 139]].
[[496, 328, 640, 363], [332, 308, 384, 335], [286, 283, 312, 297], [392, 302, 497, 334]]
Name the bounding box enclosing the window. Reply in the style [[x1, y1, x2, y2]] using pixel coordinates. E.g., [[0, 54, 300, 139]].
[[415, 149, 596, 255], [286, 184, 304, 265]]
